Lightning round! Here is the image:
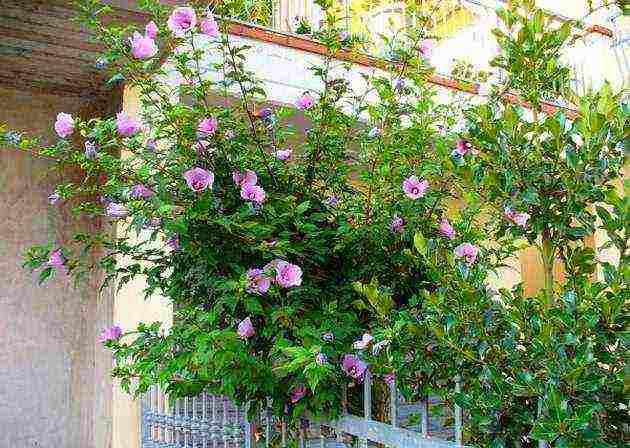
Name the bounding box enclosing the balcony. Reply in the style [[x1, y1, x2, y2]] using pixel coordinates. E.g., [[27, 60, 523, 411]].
[[267, 0, 628, 95]]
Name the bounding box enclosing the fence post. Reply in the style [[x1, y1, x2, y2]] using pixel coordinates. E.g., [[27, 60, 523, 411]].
[[359, 370, 372, 448], [538, 397, 548, 448], [245, 402, 257, 448], [389, 380, 398, 428], [454, 376, 463, 446], [420, 396, 429, 438]]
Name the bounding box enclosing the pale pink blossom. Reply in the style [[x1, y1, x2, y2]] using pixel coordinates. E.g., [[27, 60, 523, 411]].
[[296, 93, 315, 110], [116, 112, 141, 137], [383, 373, 396, 388], [342, 354, 367, 382], [99, 325, 123, 343], [273, 260, 302, 288], [419, 39, 436, 57], [232, 170, 258, 188], [197, 117, 218, 137], [167, 236, 180, 251], [145, 21, 158, 39], [47, 249, 65, 268], [200, 15, 219, 38], [390, 215, 405, 233], [168, 7, 197, 37], [106, 202, 128, 219], [504, 207, 530, 228], [455, 242, 479, 264], [246, 268, 271, 294], [372, 339, 390, 356], [237, 317, 255, 339], [455, 139, 477, 156], [352, 333, 374, 350], [131, 184, 154, 199], [241, 184, 266, 203], [54, 113, 75, 138], [183, 167, 214, 192], [274, 149, 293, 161], [130, 31, 158, 59], [402, 176, 429, 199], [290, 384, 308, 403], [48, 192, 61, 205], [439, 218, 456, 239]]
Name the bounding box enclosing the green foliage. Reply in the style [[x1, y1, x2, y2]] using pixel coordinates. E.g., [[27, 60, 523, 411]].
[[7, 1, 628, 446]]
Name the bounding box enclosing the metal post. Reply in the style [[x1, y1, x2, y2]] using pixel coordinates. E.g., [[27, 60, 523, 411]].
[[420, 397, 429, 438], [454, 376, 463, 446], [389, 380, 398, 428], [359, 371, 372, 448]]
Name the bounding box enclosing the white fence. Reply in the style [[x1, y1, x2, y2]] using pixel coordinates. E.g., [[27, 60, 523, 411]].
[[141, 375, 467, 447]]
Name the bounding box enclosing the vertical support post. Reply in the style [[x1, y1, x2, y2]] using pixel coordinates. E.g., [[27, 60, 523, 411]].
[[223, 398, 229, 448], [140, 391, 149, 446], [420, 396, 429, 438], [211, 396, 218, 448], [336, 385, 347, 443], [454, 376, 463, 446], [389, 380, 398, 428], [202, 393, 208, 448], [298, 419, 307, 448], [359, 371, 372, 448], [245, 402, 256, 448], [265, 399, 272, 447], [281, 405, 288, 448]]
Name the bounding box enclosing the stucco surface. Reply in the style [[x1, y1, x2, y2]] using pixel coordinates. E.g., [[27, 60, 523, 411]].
[[0, 87, 114, 448]]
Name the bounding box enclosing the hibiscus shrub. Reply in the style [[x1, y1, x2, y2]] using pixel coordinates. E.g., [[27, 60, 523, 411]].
[[8, 0, 628, 446], [16, 0, 460, 423]]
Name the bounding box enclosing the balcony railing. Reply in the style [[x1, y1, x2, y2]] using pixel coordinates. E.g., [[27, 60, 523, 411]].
[[265, 0, 628, 95]]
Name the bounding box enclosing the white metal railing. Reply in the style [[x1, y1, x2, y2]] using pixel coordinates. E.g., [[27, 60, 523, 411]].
[[141, 376, 468, 447], [268, 0, 627, 95]]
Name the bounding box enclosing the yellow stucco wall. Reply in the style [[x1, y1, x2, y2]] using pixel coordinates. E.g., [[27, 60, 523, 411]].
[[112, 86, 174, 448]]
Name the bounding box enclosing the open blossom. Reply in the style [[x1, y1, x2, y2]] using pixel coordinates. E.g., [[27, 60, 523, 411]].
[[504, 207, 530, 228], [54, 113, 74, 138], [106, 202, 128, 219], [273, 260, 303, 288], [455, 139, 478, 156], [296, 93, 315, 110], [368, 127, 381, 139], [224, 130, 235, 140], [145, 21, 158, 39], [274, 149, 293, 161], [322, 332, 334, 342], [325, 196, 339, 207], [246, 268, 271, 295], [342, 354, 368, 382], [237, 317, 255, 339], [167, 236, 180, 251], [390, 215, 405, 233], [200, 15, 219, 37], [439, 218, 456, 239], [116, 112, 141, 137], [353, 333, 374, 350], [47, 249, 65, 268], [419, 39, 436, 57], [241, 184, 266, 203], [290, 384, 308, 403], [232, 170, 257, 188], [183, 167, 214, 192], [383, 373, 396, 388], [99, 325, 122, 343], [193, 140, 214, 154], [315, 352, 327, 365], [168, 7, 197, 37], [197, 117, 218, 136], [131, 184, 154, 199], [402, 176, 429, 199], [84, 140, 98, 159], [455, 242, 479, 264], [130, 31, 158, 59], [48, 192, 61, 205]]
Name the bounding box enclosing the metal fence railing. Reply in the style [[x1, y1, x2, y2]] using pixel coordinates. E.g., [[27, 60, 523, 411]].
[[141, 375, 468, 448]]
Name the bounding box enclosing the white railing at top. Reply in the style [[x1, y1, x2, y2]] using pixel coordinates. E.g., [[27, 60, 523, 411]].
[[271, 0, 627, 95]]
